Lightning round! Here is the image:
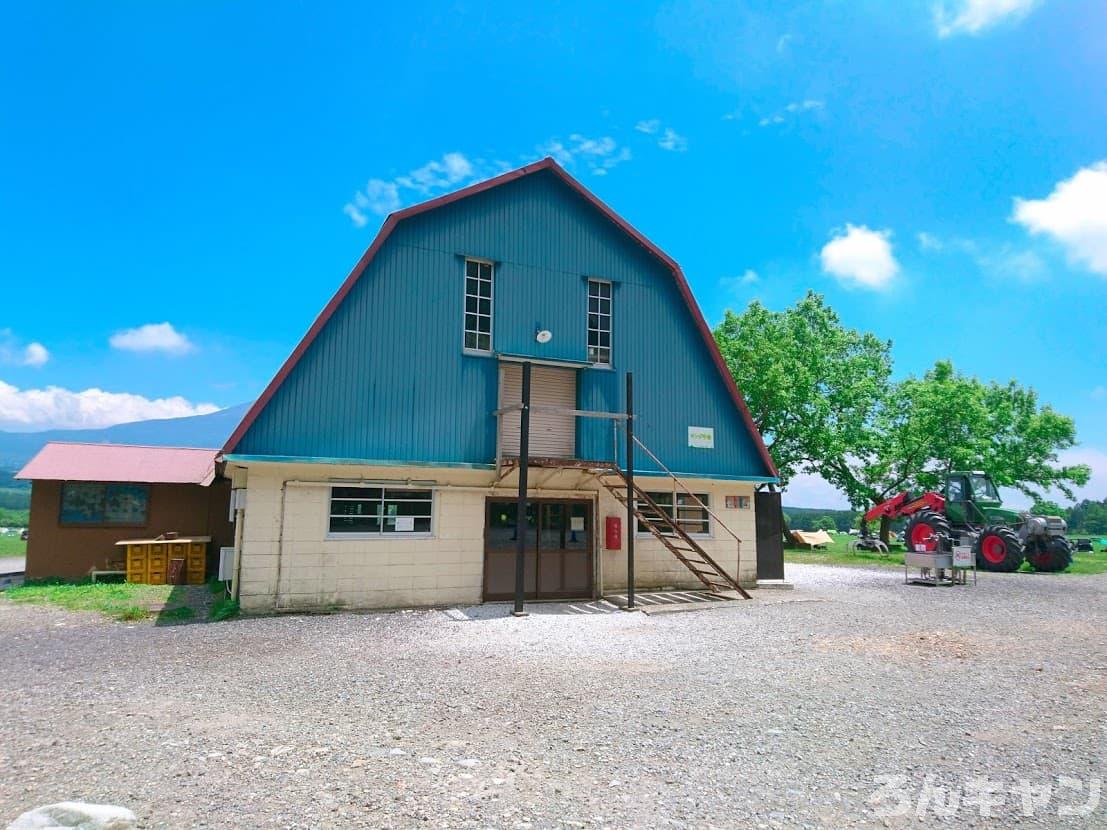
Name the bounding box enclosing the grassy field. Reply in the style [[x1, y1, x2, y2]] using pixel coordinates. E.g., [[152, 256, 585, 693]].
[[784, 533, 1107, 575], [0, 536, 26, 557], [3, 579, 234, 623]]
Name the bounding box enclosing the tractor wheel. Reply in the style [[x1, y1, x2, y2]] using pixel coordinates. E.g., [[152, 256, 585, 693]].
[[974, 526, 1024, 572], [1024, 536, 1073, 572], [904, 509, 952, 552]]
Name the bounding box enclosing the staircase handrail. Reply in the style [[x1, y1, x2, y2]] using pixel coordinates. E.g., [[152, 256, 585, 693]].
[[617, 426, 744, 546]]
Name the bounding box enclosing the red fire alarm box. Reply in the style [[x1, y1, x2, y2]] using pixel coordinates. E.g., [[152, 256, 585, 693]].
[[604, 516, 622, 550]]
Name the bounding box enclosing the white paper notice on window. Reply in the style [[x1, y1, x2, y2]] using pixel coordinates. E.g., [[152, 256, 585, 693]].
[[394, 516, 415, 532], [570, 516, 585, 531], [688, 426, 714, 449]]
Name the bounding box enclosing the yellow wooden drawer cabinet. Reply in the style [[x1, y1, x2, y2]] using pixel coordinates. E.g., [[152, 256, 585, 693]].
[[117, 536, 210, 585]]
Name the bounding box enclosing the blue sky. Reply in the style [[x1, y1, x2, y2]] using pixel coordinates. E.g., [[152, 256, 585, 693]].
[[1, 0, 1105, 506]]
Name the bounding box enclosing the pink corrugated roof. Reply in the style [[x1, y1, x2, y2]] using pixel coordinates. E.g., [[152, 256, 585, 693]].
[[16, 442, 218, 486]]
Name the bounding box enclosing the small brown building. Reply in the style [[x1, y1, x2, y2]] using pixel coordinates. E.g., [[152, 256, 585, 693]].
[[16, 442, 233, 580]]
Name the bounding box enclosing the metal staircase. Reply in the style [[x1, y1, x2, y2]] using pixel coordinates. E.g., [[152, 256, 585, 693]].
[[595, 432, 750, 599]]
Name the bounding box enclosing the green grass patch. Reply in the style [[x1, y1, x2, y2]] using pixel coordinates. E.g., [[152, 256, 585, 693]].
[[0, 535, 27, 557], [784, 532, 1107, 574], [5, 581, 174, 621], [208, 595, 239, 622]]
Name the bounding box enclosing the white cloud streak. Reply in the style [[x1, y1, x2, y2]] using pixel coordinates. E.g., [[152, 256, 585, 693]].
[[538, 134, 632, 176], [820, 224, 900, 290], [1012, 161, 1107, 277], [719, 269, 760, 296], [344, 152, 479, 222], [635, 120, 688, 151], [109, 322, 194, 356], [658, 127, 688, 152], [759, 99, 824, 127], [0, 379, 219, 430], [934, 0, 1040, 37]]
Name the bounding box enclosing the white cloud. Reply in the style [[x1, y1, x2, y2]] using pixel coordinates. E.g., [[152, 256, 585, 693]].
[[980, 246, 1047, 282], [0, 331, 50, 368], [357, 179, 401, 216], [934, 0, 1039, 37], [758, 99, 824, 127], [820, 224, 900, 290], [1012, 161, 1107, 277], [538, 134, 632, 176], [109, 322, 194, 356], [634, 121, 688, 151], [344, 153, 478, 222], [342, 203, 369, 228], [719, 269, 760, 296], [658, 128, 688, 152], [0, 379, 218, 430], [395, 152, 473, 194], [344, 134, 654, 226], [22, 343, 49, 367], [916, 231, 944, 251]]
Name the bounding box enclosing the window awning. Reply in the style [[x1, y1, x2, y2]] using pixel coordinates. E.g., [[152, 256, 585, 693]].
[[496, 352, 592, 369]]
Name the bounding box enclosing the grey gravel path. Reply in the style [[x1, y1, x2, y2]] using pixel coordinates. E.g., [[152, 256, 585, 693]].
[[1, 564, 1104, 829]]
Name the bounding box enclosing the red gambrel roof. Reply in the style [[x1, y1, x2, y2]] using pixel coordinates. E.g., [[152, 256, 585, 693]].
[[17, 442, 218, 486], [223, 157, 778, 478]]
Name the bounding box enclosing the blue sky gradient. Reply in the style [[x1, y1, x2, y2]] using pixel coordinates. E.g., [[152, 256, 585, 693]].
[[1, 0, 1104, 506]]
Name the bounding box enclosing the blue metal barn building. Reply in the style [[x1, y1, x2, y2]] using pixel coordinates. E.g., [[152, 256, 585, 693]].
[[222, 158, 778, 611]]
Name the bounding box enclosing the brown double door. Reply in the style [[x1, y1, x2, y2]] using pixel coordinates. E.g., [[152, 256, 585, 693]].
[[483, 499, 593, 600]]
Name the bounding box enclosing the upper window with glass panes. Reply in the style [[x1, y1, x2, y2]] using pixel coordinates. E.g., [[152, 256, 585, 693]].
[[463, 259, 493, 352], [587, 279, 611, 366]]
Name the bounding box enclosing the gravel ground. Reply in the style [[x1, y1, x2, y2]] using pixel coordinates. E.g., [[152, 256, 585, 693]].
[[1, 564, 1104, 830]]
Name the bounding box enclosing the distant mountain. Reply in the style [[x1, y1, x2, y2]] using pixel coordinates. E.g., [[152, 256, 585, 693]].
[[0, 403, 251, 471]]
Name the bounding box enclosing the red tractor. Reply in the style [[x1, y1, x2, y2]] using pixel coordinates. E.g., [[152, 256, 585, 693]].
[[864, 471, 1072, 573]]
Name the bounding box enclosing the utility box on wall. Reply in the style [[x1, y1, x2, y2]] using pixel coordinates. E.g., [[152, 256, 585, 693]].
[[604, 516, 622, 550]]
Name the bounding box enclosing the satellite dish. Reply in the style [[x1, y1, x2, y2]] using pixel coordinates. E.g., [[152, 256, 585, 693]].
[[536, 330, 553, 344]]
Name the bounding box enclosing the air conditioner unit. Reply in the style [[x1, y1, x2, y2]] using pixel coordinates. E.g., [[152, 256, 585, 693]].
[[218, 546, 236, 582]]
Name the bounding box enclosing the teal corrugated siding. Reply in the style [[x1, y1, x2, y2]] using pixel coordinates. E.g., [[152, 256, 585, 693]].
[[237, 170, 773, 479]]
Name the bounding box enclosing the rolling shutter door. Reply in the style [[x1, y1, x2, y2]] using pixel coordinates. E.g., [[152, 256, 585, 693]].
[[500, 363, 577, 458]]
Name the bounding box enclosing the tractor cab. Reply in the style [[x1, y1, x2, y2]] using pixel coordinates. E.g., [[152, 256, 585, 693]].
[[944, 471, 1017, 526]]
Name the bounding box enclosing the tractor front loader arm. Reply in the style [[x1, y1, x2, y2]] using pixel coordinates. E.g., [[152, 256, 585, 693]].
[[863, 491, 946, 523]]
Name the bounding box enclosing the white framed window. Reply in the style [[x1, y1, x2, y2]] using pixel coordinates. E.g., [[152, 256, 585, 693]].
[[464, 259, 493, 352], [329, 486, 433, 536], [637, 491, 711, 537], [587, 279, 611, 365]]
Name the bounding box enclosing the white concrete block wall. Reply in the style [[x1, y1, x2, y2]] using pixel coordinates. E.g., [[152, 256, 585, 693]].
[[231, 462, 761, 612]]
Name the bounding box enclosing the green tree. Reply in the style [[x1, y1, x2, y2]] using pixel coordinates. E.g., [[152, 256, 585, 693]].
[[1031, 499, 1067, 519], [716, 293, 1090, 544], [713, 291, 893, 487], [819, 361, 1090, 540], [814, 516, 837, 532]]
